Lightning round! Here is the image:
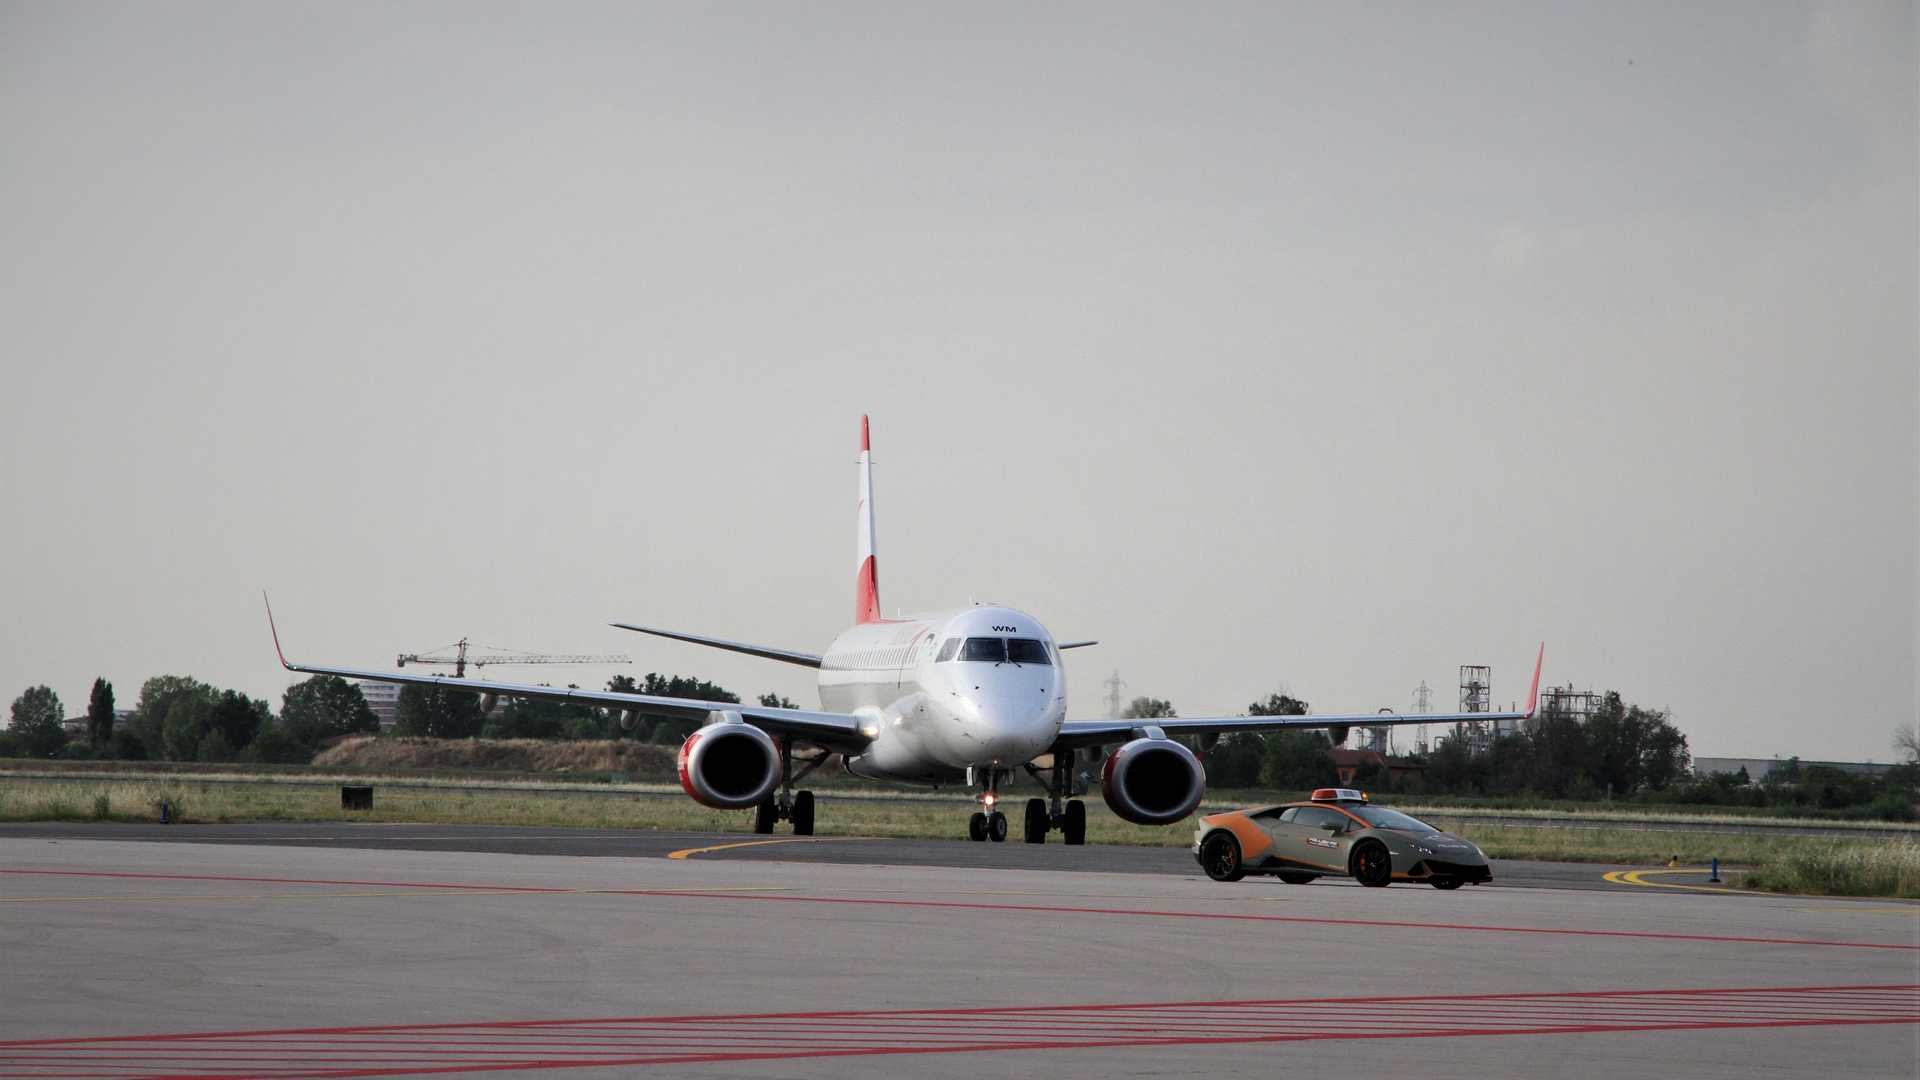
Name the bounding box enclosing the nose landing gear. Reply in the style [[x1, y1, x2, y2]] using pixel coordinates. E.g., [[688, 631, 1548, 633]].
[[966, 766, 1010, 842]]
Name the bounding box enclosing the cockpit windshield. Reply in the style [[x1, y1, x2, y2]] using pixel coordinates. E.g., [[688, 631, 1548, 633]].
[[948, 637, 1054, 665], [1006, 639, 1052, 665], [958, 637, 1005, 662]]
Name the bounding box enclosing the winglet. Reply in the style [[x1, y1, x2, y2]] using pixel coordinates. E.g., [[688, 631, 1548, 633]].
[[263, 590, 291, 669], [1522, 642, 1544, 718]]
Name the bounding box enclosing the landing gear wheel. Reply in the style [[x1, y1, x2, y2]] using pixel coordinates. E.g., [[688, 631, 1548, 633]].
[[1023, 799, 1047, 844], [987, 811, 1009, 842], [752, 799, 776, 835], [791, 791, 815, 836], [1277, 872, 1319, 885], [1062, 799, 1087, 846], [1350, 840, 1392, 888], [1429, 878, 1464, 890], [1200, 831, 1245, 882], [968, 812, 988, 842]]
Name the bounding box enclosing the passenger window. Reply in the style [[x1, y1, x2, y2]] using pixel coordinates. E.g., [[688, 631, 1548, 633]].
[[959, 637, 1005, 662], [936, 638, 961, 663], [1006, 639, 1051, 666], [1275, 808, 1299, 823]]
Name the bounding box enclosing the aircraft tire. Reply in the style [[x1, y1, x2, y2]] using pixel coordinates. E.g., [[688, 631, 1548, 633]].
[[752, 799, 776, 835], [791, 791, 815, 836], [988, 811, 1009, 842], [1063, 800, 1087, 845], [968, 811, 988, 841], [1023, 799, 1047, 843]]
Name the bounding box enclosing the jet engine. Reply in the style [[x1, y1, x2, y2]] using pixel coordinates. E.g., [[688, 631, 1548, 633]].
[[677, 721, 781, 809], [1100, 736, 1206, 825]]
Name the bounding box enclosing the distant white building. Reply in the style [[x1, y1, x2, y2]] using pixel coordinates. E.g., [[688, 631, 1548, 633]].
[[354, 682, 402, 731], [61, 709, 135, 739], [1693, 756, 1897, 782]]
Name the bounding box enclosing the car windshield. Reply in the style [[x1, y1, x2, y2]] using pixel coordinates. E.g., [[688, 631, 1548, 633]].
[[1005, 638, 1051, 665], [958, 637, 1006, 662], [1349, 805, 1440, 833]]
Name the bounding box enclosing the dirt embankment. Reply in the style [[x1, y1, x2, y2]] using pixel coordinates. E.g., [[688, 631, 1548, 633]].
[[313, 737, 679, 779]]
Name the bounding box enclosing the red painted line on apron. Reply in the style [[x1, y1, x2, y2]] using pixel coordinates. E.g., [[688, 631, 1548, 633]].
[[2, 985, 1912, 1078]]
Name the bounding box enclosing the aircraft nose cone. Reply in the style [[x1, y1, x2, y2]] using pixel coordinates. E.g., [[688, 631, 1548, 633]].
[[965, 694, 1047, 762]]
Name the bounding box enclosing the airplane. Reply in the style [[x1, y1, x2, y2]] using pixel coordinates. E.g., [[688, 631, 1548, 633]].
[[267, 416, 1541, 846]]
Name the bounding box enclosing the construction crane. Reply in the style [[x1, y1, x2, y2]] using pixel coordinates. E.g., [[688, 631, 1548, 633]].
[[396, 638, 631, 679]]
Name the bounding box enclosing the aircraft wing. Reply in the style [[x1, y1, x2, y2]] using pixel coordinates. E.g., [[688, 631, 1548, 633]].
[[1051, 644, 1543, 753], [609, 622, 823, 668], [267, 600, 871, 754]]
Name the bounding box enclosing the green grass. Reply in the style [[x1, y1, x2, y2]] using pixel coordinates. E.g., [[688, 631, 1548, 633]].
[[5, 778, 1919, 897], [1738, 839, 1920, 899]]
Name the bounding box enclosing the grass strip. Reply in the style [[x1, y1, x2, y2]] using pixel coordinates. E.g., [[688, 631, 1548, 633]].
[[4, 779, 1918, 898]]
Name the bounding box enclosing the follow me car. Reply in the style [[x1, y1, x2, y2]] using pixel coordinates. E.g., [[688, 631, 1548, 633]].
[[1193, 789, 1493, 889]]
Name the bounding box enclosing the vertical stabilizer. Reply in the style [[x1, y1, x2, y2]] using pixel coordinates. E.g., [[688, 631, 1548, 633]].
[[855, 415, 881, 623]]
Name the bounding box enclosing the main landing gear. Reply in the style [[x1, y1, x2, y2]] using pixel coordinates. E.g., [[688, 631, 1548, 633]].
[[753, 737, 825, 836], [1009, 754, 1088, 846]]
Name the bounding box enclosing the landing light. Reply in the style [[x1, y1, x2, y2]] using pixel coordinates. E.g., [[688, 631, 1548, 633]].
[[983, 793, 997, 808]]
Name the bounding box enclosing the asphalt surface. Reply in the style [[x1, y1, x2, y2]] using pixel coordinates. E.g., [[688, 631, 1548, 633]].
[[0, 821, 1683, 891], [0, 826, 1914, 1078]]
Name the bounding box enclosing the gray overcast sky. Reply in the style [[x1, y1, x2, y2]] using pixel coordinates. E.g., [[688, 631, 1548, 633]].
[[2, 2, 1914, 761]]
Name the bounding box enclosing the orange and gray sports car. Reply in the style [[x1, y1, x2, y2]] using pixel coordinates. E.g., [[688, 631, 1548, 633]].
[[1192, 788, 1491, 889]]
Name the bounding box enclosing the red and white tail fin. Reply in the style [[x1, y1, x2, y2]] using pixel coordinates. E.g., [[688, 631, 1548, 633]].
[[855, 415, 881, 623]]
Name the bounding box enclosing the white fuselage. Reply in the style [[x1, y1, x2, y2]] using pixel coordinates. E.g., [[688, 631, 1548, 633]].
[[819, 606, 1066, 785]]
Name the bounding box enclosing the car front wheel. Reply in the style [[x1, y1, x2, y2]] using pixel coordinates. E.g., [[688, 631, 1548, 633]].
[[1350, 840, 1392, 887], [1200, 832, 1245, 882]]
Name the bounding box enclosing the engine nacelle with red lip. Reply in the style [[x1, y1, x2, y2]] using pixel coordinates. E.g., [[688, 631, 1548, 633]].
[[677, 718, 781, 810], [1100, 736, 1206, 825]]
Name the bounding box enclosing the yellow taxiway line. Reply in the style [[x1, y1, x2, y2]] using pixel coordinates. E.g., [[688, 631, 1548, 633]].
[[1602, 868, 1745, 894], [666, 838, 837, 860]]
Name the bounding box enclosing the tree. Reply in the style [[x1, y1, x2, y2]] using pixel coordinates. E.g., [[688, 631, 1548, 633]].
[[1262, 731, 1335, 791], [394, 684, 484, 739], [1205, 733, 1266, 788], [196, 728, 234, 762], [609, 673, 738, 742], [240, 722, 308, 764], [86, 678, 115, 747], [130, 676, 217, 760], [758, 693, 798, 709], [1122, 697, 1177, 720], [1201, 692, 1310, 790], [1896, 723, 1920, 765], [280, 675, 380, 751], [160, 691, 214, 761], [9, 686, 67, 758], [208, 690, 269, 752], [1248, 693, 1309, 717], [480, 691, 594, 740]]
